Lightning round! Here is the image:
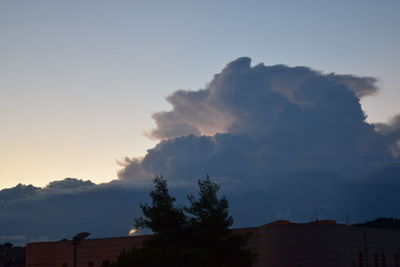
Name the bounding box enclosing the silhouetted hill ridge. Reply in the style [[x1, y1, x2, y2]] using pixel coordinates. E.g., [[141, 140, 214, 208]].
[[352, 217, 400, 230]]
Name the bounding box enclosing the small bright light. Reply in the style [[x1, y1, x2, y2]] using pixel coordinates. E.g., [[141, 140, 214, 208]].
[[128, 228, 138, 235]]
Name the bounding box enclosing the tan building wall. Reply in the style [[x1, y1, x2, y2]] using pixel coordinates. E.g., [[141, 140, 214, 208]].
[[26, 221, 400, 267]]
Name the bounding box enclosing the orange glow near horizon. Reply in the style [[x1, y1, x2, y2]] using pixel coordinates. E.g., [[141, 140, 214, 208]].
[[128, 228, 138, 236]]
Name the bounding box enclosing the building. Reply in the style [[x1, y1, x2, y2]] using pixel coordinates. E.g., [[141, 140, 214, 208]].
[[26, 220, 400, 267]]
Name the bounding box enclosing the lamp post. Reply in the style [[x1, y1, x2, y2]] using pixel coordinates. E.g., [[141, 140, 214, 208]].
[[71, 232, 90, 267]]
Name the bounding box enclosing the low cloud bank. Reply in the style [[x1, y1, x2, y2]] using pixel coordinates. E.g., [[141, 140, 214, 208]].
[[3, 58, 400, 244], [0, 179, 152, 244]]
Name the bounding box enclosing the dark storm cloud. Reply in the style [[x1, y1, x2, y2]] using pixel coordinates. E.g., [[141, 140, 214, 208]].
[[3, 58, 400, 244], [124, 57, 394, 182], [118, 57, 400, 224], [148, 58, 379, 140]]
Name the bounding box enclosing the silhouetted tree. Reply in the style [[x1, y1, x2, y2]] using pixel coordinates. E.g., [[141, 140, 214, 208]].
[[134, 176, 187, 247], [105, 175, 254, 267], [186, 175, 233, 246], [186, 175, 253, 267]]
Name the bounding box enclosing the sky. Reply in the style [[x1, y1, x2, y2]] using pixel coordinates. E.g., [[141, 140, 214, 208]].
[[1, 0, 400, 189], [2, 0, 400, 244]]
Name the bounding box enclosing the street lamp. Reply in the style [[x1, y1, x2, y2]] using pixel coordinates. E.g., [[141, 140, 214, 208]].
[[72, 232, 90, 267]]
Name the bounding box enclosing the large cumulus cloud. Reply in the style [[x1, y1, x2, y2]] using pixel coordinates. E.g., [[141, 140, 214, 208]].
[[149, 58, 378, 141], [3, 57, 400, 244], [113, 57, 400, 229], [118, 57, 400, 224], [123, 57, 395, 182]]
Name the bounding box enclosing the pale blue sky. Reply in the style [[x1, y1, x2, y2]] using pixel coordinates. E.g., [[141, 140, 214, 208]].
[[1, 0, 399, 188]]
